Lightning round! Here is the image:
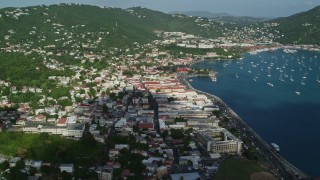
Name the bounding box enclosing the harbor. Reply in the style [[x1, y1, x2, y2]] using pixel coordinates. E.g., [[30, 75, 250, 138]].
[[186, 48, 320, 177], [176, 48, 320, 177], [178, 73, 308, 179]]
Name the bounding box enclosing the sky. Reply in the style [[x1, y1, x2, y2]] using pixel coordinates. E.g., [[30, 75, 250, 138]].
[[0, 0, 319, 17]]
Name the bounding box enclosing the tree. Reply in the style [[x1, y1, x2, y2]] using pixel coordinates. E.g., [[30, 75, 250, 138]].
[[0, 160, 9, 171], [60, 171, 72, 180], [132, 124, 139, 133], [170, 129, 185, 139], [174, 117, 188, 123], [213, 110, 221, 117], [15, 160, 25, 169], [80, 131, 97, 147], [89, 87, 96, 98], [161, 130, 169, 138], [28, 167, 37, 176], [41, 165, 52, 175]]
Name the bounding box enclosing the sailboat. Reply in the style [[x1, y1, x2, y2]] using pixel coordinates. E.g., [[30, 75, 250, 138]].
[[235, 73, 239, 78], [317, 74, 320, 83], [267, 69, 271, 77], [267, 82, 274, 87], [302, 72, 307, 79], [290, 74, 294, 82], [295, 87, 301, 95], [279, 72, 285, 82], [301, 78, 305, 85]]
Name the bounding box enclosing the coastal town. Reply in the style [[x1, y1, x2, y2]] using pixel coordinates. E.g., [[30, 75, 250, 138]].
[[0, 3, 319, 180]]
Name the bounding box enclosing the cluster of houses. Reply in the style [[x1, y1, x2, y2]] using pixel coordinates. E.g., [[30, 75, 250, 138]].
[[0, 156, 75, 178], [0, 5, 275, 179], [0, 46, 247, 180]]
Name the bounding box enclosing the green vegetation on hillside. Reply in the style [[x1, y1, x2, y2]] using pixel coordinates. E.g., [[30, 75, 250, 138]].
[[0, 4, 224, 50], [0, 52, 73, 88], [0, 132, 105, 165], [271, 5, 320, 45]]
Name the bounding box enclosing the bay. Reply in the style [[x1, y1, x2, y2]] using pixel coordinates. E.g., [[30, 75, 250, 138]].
[[189, 49, 320, 176]]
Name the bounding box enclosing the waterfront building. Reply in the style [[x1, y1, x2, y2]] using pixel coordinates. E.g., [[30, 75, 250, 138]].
[[195, 128, 242, 154]]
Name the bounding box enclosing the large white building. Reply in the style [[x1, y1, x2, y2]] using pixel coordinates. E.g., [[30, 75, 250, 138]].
[[22, 123, 85, 138], [195, 128, 242, 154]]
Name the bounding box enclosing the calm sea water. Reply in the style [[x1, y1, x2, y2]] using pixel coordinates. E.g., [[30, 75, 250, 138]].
[[189, 49, 320, 176]]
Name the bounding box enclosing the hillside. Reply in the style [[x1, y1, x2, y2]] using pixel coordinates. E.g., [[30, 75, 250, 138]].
[[175, 11, 267, 26], [270, 5, 320, 45], [173, 10, 232, 18], [0, 4, 225, 50], [0, 4, 231, 89]]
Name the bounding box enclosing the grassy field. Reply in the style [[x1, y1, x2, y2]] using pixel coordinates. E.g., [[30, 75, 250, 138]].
[[214, 158, 267, 180], [0, 132, 104, 165]]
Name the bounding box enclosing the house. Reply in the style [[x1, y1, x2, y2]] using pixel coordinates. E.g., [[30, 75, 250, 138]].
[[25, 159, 34, 168], [56, 118, 67, 126], [114, 144, 129, 150], [33, 114, 46, 122], [16, 118, 27, 125], [145, 163, 158, 172], [96, 167, 113, 180], [121, 169, 130, 179], [109, 149, 120, 159], [138, 123, 154, 130], [170, 172, 201, 180], [9, 157, 21, 167], [59, 164, 74, 173], [47, 118, 56, 123], [157, 166, 168, 178], [31, 160, 43, 170]]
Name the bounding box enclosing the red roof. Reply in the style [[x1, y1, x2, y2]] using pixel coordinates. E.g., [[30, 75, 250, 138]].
[[57, 118, 67, 124], [164, 160, 173, 167], [17, 118, 27, 121], [80, 104, 91, 107], [138, 123, 154, 129], [122, 169, 130, 177], [144, 81, 160, 85], [172, 139, 184, 144], [176, 67, 190, 73]]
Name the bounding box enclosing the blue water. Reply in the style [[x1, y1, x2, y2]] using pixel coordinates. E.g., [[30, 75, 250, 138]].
[[189, 49, 320, 176]]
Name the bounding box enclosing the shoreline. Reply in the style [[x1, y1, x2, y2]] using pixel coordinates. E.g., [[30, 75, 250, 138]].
[[189, 45, 320, 67], [177, 71, 309, 178]]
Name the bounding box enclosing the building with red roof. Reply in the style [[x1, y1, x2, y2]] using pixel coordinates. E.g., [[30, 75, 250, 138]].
[[56, 118, 68, 126]]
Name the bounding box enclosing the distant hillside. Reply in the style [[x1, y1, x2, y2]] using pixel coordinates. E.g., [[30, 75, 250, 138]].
[[271, 5, 320, 45], [174, 10, 267, 26], [0, 4, 225, 49], [173, 10, 232, 18], [211, 16, 268, 26]]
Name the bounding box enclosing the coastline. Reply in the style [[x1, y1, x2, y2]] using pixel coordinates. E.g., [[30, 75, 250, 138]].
[[177, 71, 309, 178]]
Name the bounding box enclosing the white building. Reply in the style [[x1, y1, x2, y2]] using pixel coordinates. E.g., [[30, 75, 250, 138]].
[[22, 123, 85, 138], [195, 128, 242, 154], [59, 164, 74, 173]]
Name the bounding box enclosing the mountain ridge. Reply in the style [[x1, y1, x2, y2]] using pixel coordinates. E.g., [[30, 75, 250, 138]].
[[172, 10, 232, 18], [270, 5, 320, 45]]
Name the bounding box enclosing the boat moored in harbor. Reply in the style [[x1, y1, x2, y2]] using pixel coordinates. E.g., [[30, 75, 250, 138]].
[[271, 143, 280, 152]]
